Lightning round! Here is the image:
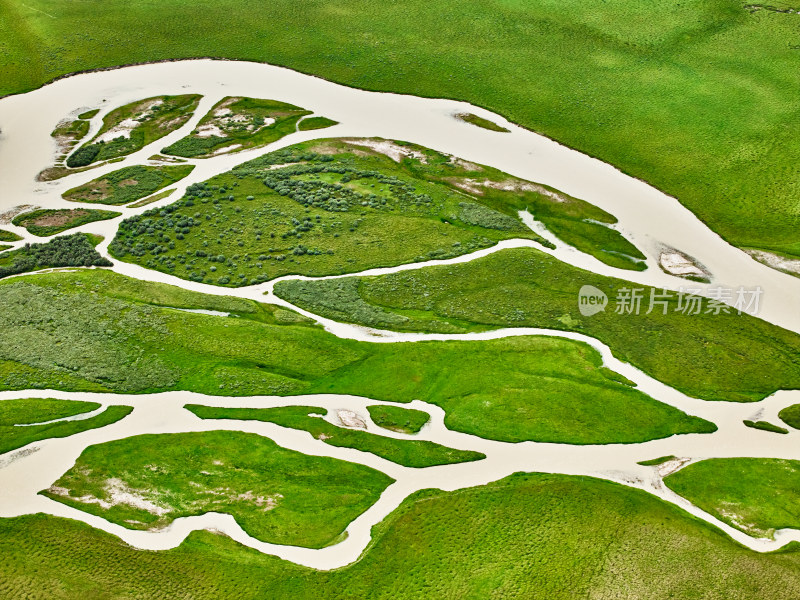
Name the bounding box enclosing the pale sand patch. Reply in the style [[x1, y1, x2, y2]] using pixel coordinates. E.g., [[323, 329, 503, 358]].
[[746, 249, 800, 277], [0, 205, 37, 224], [94, 100, 163, 143], [196, 123, 227, 138], [336, 409, 367, 429], [48, 478, 170, 516], [658, 249, 709, 279], [343, 139, 427, 163], [449, 177, 565, 201], [208, 144, 243, 156]]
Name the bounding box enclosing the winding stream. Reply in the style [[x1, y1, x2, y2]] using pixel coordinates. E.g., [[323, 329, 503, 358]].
[[1, 60, 800, 569]]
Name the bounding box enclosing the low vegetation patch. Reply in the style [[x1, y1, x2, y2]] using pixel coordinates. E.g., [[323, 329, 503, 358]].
[[0, 229, 22, 242], [66, 95, 201, 167], [185, 404, 482, 468], [6, 472, 800, 598], [0, 233, 111, 279], [162, 97, 312, 158], [274, 247, 800, 402], [0, 270, 716, 445], [665, 458, 800, 538], [43, 430, 393, 548], [298, 116, 339, 131], [12, 209, 120, 237], [367, 405, 429, 434], [0, 399, 133, 455], [637, 455, 677, 467], [128, 188, 176, 208], [779, 404, 800, 430], [743, 420, 788, 434], [110, 138, 642, 285], [455, 113, 510, 132], [63, 165, 194, 205]]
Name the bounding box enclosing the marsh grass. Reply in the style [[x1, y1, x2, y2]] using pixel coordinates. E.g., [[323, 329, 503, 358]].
[[12, 209, 120, 236], [367, 405, 429, 434], [185, 404, 483, 467], [44, 430, 393, 547], [5, 473, 800, 598], [274, 246, 800, 402], [665, 458, 800, 537], [0, 269, 713, 445], [0, 401, 133, 455], [67, 95, 201, 167], [63, 165, 194, 205], [162, 97, 311, 158]]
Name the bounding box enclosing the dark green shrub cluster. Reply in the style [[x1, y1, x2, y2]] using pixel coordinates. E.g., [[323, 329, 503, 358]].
[[457, 201, 524, 230], [66, 143, 102, 167], [0, 228, 22, 242], [0, 233, 112, 279], [160, 135, 227, 158]]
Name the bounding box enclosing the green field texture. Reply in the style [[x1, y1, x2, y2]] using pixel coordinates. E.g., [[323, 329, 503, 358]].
[[66, 95, 201, 167], [456, 113, 511, 133], [367, 404, 430, 434], [0, 399, 133, 455], [297, 116, 339, 131], [780, 404, 800, 430], [5, 472, 800, 598], [109, 138, 645, 285], [274, 246, 800, 402], [665, 458, 800, 538], [51, 117, 90, 145], [185, 404, 484, 468], [743, 419, 788, 434], [63, 164, 194, 205], [43, 430, 393, 548], [12, 208, 120, 236], [0, 229, 22, 242], [162, 96, 311, 157], [1, 1, 798, 256], [0, 232, 111, 279], [0, 269, 714, 444]]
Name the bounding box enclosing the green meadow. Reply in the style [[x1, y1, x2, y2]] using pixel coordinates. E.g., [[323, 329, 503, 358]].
[[274, 246, 800, 402], [0, 269, 713, 445], [4, 473, 800, 599], [1, 1, 798, 256]]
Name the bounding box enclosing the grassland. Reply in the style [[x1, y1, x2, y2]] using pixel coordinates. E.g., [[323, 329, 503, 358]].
[[298, 116, 339, 131], [44, 430, 392, 548], [12, 208, 120, 236], [665, 458, 800, 538], [2, 1, 798, 256], [455, 113, 510, 133], [5, 473, 800, 598], [109, 138, 646, 285], [274, 246, 800, 402], [67, 95, 201, 167], [161, 97, 311, 157], [63, 165, 194, 205], [128, 187, 176, 208], [185, 404, 483, 468], [0, 233, 111, 279], [780, 404, 800, 429], [743, 419, 788, 434], [367, 405, 429, 434], [0, 399, 133, 455], [0, 229, 22, 242], [0, 269, 714, 444]]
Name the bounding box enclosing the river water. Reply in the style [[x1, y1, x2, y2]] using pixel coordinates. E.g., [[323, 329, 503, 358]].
[[1, 59, 799, 569]]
